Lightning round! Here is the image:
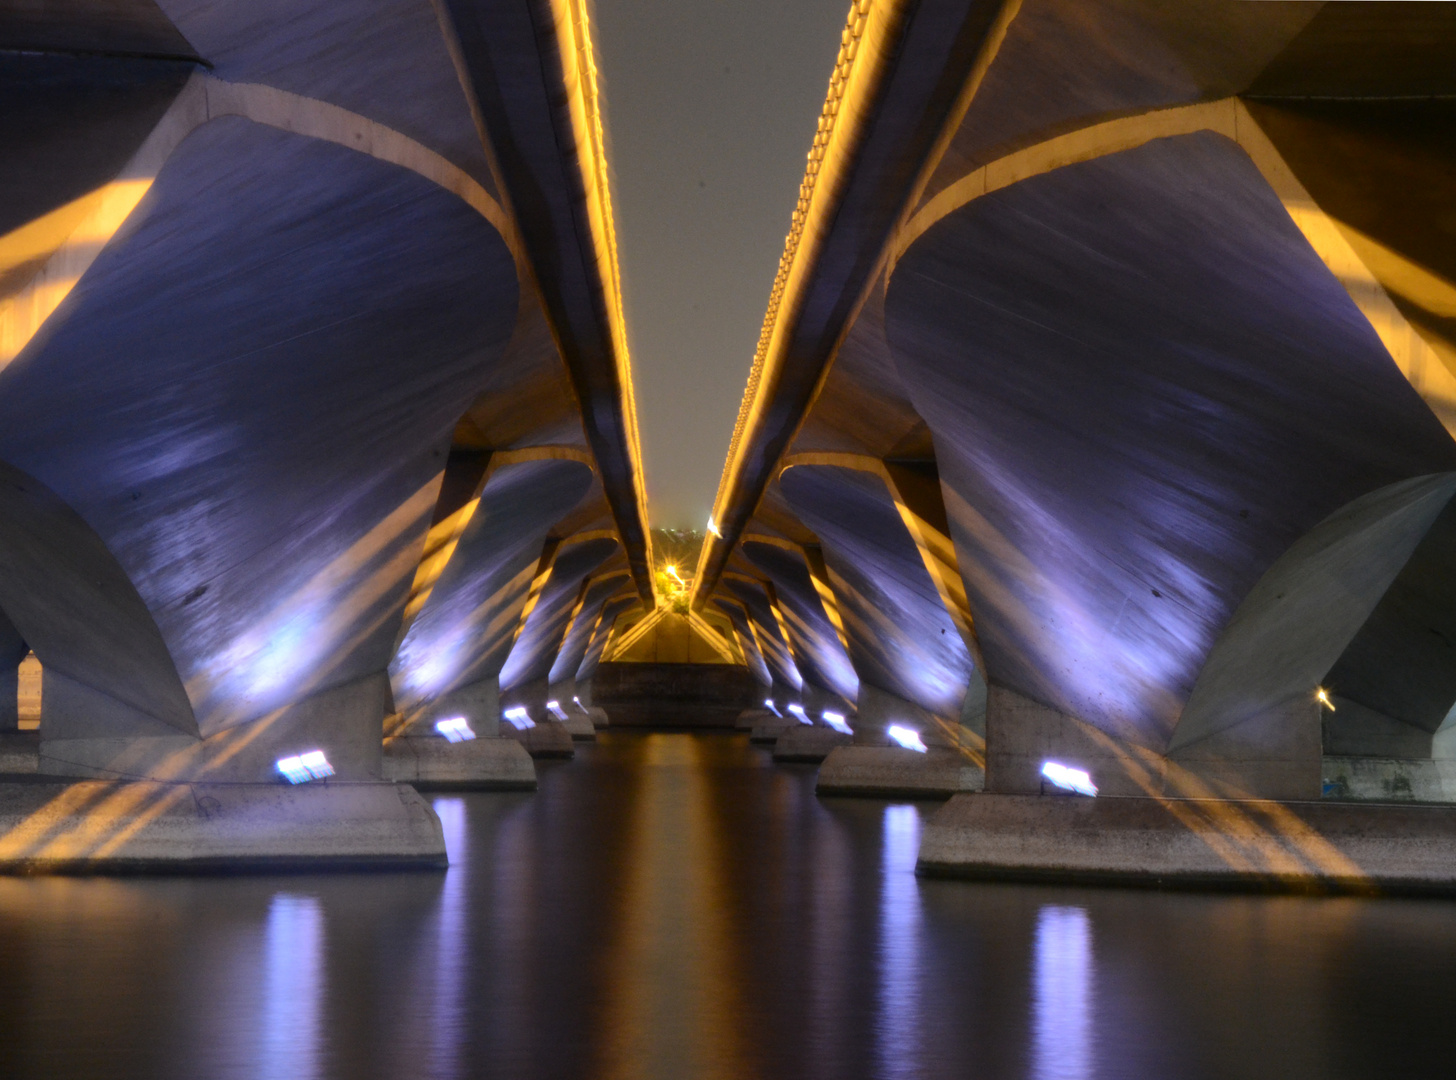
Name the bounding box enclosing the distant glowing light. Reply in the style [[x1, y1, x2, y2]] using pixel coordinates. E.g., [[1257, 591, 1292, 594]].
[[503, 706, 535, 730], [435, 717, 475, 743], [887, 725, 927, 753], [1316, 687, 1335, 711], [822, 710, 853, 735], [573, 696, 583, 705], [787, 703, 811, 725], [547, 700, 568, 721], [1042, 761, 1098, 797], [764, 699, 782, 717], [277, 750, 334, 784]]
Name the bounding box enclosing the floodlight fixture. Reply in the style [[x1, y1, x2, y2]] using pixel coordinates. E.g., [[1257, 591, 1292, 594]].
[[502, 706, 535, 730], [1041, 761, 1098, 797], [277, 750, 335, 784], [886, 725, 928, 753], [435, 716, 475, 743]]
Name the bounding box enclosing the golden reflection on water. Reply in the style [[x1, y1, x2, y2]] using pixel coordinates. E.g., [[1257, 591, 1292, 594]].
[[594, 734, 755, 1080]]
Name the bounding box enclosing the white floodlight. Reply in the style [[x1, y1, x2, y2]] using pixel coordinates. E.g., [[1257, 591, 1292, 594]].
[[886, 725, 928, 753], [1041, 761, 1098, 797], [277, 750, 335, 784], [546, 700, 569, 721], [435, 716, 475, 743], [763, 699, 782, 717], [787, 703, 811, 725], [502, 706, 535, 730], [822, 710, 853, 735]]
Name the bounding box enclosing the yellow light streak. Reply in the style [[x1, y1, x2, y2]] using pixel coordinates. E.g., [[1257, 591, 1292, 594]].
[[0, 178, 153, 367]]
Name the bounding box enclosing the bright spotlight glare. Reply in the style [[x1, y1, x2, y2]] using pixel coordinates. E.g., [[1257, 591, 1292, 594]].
[[822, 710, 853, 735], [1041, 761, 1098, 797], [547, 700, 568, 720], [435, 716, 475, 743], [787, 703, 811, 725], [277, 750, 334, 784], [887, 725, 927, 753], [764, 699, 782, 717], [503, 706, 535, 730]]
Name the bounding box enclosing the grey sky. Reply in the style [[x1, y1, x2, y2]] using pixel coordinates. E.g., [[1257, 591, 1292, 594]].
[[593, 0, 851, 531]]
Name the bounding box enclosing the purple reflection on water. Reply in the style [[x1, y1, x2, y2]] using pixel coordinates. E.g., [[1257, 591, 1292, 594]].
[[1033, 905, 1094, 1080], [260, 894, 324, 1080], [429, 797, 469, 1079], [877, 805, 922, 1080]]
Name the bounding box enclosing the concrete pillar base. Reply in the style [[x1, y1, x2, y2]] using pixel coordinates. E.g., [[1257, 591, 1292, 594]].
[[772, 725, 852, 763], [560, 711, 597, 741], [504, 720, 575, 759], [382, 735, 536, 790], [749, 715, 800, 744], [0, 779, 445, 873], [39, 673, 389, 783], [736, 708, 773, 731], [816, 746, 983, 798], [918, 792, 1456, 895]]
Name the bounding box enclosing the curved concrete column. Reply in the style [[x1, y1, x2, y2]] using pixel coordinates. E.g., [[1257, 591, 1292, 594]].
[[779, 461, 981, 735], [740, 539, 858, 708], [886, 130, 1456, 760], [391, 457, 594, 717]]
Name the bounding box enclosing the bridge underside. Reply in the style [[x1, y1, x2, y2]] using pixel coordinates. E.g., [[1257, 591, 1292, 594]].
[[0, 0, 652, 867], [694, 0, 1456, 892]]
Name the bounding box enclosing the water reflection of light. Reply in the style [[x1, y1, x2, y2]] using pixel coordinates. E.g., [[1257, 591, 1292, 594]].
[[877, 805, 922, 1080], [430, 797, 468, 1079], [1033, 906, 1094, 1080], [261, 894, 325, 1080]]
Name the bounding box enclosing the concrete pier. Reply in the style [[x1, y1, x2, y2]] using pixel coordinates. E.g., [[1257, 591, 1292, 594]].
[[382, 735, 536, 791], [816, 746, 982, 798], [917, 791, 1456, 896], [0, 779, 446, 873], [771, 725, 852, 763], [506, 721, 576, 759], [749, 714, 800, 744]]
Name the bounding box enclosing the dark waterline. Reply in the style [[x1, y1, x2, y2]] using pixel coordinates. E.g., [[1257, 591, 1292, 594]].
[[1, 731, 1454, 1079]]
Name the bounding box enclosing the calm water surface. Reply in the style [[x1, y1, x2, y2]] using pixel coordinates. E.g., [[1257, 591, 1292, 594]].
[[0, 731, 1453, 1079]]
